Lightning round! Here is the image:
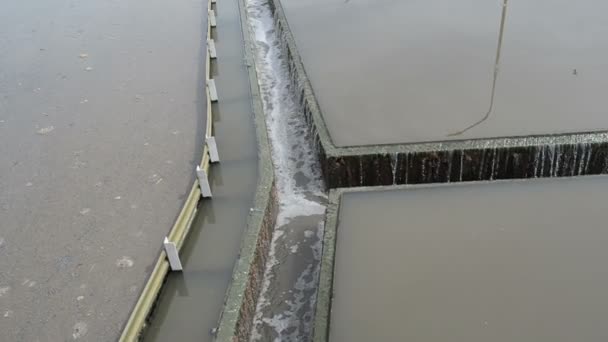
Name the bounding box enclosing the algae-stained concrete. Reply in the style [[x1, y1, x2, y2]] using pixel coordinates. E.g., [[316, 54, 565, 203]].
[[315, 176, 608, 342], [0, 0, 206, 340], [270, 0, 608, 188]]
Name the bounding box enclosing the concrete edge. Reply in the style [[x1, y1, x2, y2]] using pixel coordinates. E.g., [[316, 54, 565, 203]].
[[269, 0, 608, 188], [213, 0, 278, 340], [311, 189, 341, 342], [328, 174, 608, 196], [118, 0, 216, 339], [267, 0, 335, 154]]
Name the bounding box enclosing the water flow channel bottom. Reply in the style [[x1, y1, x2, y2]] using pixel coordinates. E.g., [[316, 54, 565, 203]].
[[318, 176, 608, 342], [245, 0, 328, 341], [143, 0, 258, 340]]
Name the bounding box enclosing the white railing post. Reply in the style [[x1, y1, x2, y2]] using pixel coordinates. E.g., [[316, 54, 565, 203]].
[[207, 79, 218, 102], [163, 237, 183, 271], [209, 10, 217, 27], [206, 136, 220, 163], [196, 166, 212, 198], [208, 39, 217, 59]]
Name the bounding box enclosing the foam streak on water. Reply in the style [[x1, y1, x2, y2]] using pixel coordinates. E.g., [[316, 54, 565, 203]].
[[245, 0, 327, 340]]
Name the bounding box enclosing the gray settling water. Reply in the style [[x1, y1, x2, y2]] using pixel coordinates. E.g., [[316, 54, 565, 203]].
[[0, 0, 205, 339], [279, 0, 608, 146], [245, 0, 327, 340], [331, 176, 608, 342]]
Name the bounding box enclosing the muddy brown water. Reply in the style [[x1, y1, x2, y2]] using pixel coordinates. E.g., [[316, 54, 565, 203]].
[[331, 176, 608, 341], [280, 0, 608, 146]]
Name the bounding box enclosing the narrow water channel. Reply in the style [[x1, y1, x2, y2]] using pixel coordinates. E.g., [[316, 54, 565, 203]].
[[143, 0, 259, 340], [245, 0, 327, 340]]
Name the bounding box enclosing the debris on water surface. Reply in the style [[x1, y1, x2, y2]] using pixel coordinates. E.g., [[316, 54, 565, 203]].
[[78, 53, 88, 59], [72, 321, 88, 339], [116, 256, 134, 268], [36, 126, 55, 135], [84, 66, 93, 71], [147, 174, 163, 185]]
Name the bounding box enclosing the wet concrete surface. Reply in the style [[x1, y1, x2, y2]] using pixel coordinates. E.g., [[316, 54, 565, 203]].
[[329, 176, 608, 341], [142, 0, 259, 340], [280, 0, 608, 147], [0, 0, 206, 340]]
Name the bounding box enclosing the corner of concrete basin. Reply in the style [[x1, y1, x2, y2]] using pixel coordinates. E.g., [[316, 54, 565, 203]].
[[310, 175, 608, 341], [310, 189, 341, 342], [268, 0, 608, 189]]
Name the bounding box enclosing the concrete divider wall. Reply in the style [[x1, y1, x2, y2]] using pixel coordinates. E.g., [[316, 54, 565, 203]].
[[269, 0, 608, 189], [213, 0, 278, 340], [325, 141, 608, 187], [215, 185, 277, 342]]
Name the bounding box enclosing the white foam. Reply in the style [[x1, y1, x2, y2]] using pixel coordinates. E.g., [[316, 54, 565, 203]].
[[246, 0, 328, 340], [246, 0, 325, 211], [255, 221, 325, 341]]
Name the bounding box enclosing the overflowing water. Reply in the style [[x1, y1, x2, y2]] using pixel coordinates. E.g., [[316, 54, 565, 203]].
[[245, 0, 327, 340]]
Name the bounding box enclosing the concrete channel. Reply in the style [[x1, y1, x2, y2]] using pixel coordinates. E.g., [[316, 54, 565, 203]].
[[243, 0, 327, 341]]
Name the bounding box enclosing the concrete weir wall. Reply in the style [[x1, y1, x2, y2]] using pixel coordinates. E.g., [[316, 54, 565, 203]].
[[268, 0, 608, 189], [216, 183, 277, 341], [326, 141, 608, 187]]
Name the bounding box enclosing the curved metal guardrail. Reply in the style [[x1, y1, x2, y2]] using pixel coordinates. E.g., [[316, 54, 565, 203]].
[[119, 0, 218, 339]]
